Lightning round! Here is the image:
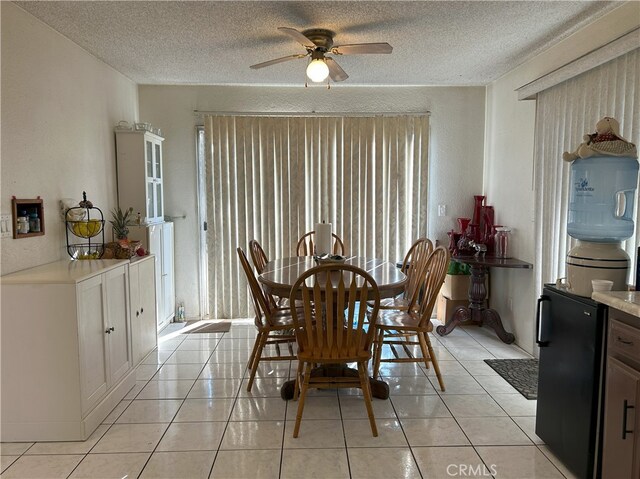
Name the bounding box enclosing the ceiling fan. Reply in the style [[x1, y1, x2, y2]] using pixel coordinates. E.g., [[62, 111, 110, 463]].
[[250, 27, 393, 84]]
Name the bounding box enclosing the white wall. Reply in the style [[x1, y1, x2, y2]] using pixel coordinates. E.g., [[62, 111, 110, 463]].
[[0, 2, 138, 274], [485, 2, 640, 354], [138, 85, 486, 318]]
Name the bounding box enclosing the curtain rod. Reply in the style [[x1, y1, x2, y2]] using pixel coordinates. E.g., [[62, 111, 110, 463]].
[[193, 110, 430, 118]]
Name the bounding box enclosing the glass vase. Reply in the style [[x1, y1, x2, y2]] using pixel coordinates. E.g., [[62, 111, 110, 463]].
[[472, 195, 485, 226], [495, 227, 512, 258], [457, 217, 471, 235]]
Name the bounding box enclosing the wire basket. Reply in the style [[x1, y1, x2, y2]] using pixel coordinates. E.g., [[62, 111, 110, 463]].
[[67, 243, 105, 260], [65, 192, 105, 260]]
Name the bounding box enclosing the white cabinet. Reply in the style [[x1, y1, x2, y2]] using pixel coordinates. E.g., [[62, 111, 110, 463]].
[[161, 222, 176, 328], [115, 130, 164, 224], [130, 222, 175, 330], [602, 313, 640, 478], [130, 255, 157, 365], [116, 128, 175, 331], [1, 260, 135, 442]]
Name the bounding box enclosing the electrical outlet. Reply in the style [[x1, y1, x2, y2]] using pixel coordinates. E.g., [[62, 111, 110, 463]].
[[438, 204, 447, 217], [0, 214, 12, 238]]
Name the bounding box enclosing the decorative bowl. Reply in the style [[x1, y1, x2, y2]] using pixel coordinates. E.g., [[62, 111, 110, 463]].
[[314, 254, 347, 265]]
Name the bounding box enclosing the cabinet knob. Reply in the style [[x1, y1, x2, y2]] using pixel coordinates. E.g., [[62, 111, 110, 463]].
[[141, 307, 144, 313], [105, 327, 115, 334], [136, 311, 139, 317]]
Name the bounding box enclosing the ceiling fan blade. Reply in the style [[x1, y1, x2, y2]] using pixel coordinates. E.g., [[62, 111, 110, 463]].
[[332, 43, 393, 55], [326, 57, 349, 82], [250, 54, 307, 70], [277, 27, 315, 48]]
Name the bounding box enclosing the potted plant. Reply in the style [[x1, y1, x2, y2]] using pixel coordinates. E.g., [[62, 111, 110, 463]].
[[105, 207, 142, 259], [109, 206, 134, 240]]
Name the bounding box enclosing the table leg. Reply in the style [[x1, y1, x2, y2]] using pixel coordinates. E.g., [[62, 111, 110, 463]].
[[280, 365, 390, 400], [436, 263, 515, 344]]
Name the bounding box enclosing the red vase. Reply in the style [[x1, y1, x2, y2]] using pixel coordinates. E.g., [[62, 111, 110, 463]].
[[481, 206, 494, 242], [472, 195, 485, 226], [468, 223, 481, 243], [447, 230, 461, 255], [457, 217, 471, 235]]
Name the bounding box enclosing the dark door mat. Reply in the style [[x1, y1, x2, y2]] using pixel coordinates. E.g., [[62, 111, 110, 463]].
[[484, 359, 538, 400], [182, 321, 232, 334]]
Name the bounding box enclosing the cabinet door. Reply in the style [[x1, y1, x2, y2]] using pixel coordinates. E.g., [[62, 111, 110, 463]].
[[78, 275, 108, 415], [602, 357, 639, 479], [149, 225, 164, 329], [161, 222, 175, 325], [104, 266, 131, 385], [139, 257, 158, 359], [129, 262, 144, 366]]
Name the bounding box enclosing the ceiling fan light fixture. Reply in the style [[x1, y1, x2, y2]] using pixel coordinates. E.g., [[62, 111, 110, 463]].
[[306, 58, 329, 83]]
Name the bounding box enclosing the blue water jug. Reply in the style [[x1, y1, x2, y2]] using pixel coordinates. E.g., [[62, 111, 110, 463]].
[[567, 156, 639, 242]]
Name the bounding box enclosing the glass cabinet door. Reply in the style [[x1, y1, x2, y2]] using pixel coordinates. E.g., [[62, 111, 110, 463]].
[[147, 180, 156, 220], [155, 183, 163, 219], [154, 143, 162, 180], [146, 141, 154, 178]]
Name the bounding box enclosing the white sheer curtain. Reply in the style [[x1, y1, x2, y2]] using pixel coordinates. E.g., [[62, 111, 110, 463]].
[[534, 49, 640, 295], [205, 114, 430, 319]]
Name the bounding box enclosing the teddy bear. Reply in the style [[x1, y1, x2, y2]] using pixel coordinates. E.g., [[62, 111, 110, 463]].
[[562, 116, 637, 162]]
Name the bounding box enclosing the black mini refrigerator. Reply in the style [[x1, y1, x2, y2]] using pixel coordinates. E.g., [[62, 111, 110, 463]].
[[536, 285, 607, 479]]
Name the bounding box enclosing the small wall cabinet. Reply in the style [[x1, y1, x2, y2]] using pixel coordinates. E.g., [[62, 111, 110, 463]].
[[115, 130, 164, 224], [11, 197, 45, 238], [601, 310, 640, 478], [0, 260, 135, 441]]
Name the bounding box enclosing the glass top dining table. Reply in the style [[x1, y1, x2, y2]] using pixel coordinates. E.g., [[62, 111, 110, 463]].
[[258, 255, 407, 400], [258, 256, 407, 299]]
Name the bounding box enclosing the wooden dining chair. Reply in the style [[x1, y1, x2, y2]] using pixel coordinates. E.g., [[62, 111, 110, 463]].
[[289, 264, 381, 438], [296, 231, 345, 256], [377, 237, 434, 311], [372, 246, 450, 391], [237, 247, 297, 391]]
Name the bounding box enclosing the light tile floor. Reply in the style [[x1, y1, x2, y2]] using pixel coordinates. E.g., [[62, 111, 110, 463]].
[[0, 320, 576, 479]]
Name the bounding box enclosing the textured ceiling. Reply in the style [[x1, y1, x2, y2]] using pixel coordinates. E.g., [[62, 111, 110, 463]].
[[15, 1, 618, 86]]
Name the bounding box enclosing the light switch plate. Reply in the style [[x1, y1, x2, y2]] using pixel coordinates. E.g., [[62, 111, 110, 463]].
[[1, 214, 12, 238], [438, 204, 447, 217]]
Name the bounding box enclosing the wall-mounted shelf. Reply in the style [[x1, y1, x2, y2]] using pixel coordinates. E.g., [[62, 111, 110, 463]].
[[11, 198, 45, 239]]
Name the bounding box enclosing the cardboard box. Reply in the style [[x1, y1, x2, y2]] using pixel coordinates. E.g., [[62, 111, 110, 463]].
[[441, 274, 471, 300], [441, 273, 490, 300], [436, 294, 468, 323]]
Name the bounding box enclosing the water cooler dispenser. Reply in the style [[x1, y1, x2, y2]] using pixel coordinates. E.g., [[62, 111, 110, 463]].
[[566, 155, 639, 296]]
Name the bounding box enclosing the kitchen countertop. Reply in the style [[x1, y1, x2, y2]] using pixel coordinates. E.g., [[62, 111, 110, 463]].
[[1, 259, 129, 284], [592, 291, 640, 318]]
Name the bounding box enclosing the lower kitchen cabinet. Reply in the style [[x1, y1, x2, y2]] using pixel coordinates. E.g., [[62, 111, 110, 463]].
[[601, 312, 640, 478], [130, 255, 157, 366], [0, 259, 136, 441], [130, 221, 175, 330]]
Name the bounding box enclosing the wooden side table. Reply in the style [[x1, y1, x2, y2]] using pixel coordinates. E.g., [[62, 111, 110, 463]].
[[436, 255, 533, 344]]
